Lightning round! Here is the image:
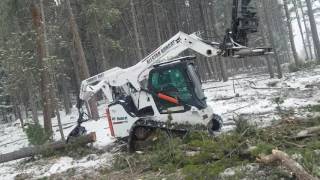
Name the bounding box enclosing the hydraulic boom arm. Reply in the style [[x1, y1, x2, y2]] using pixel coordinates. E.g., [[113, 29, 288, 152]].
[[79, 32, 218, 102], [79, 31, 270, 103]]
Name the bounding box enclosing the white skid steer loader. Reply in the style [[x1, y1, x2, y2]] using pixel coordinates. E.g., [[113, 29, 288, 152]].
[[68, 0, 272, 151]]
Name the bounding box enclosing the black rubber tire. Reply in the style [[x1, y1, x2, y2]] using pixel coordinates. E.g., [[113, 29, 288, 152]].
[[66, 126, 87, 143], [208, 114, 223, 135]]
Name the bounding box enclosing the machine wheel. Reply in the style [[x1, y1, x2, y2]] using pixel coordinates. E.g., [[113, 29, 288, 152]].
[[128, 125, 155, 153], [127, 124, 188, 153], [134, 126, 153, 140], [66, 125, 87, 143], [208, 114, 223, 135]]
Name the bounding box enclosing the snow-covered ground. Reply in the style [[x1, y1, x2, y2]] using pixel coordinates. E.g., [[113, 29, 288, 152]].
[[205, 67, 320, 131], [0, 102, 115, 179], [1, 67, 320, 179], [0, 104, 114, 155]]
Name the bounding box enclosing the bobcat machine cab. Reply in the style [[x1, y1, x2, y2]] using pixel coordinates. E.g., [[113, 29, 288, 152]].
[[70, 0, 271, 151]]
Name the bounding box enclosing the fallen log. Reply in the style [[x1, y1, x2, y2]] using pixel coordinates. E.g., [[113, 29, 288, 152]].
[[222, 103, 255, 115], [0, 132, 96, 164], [211, 95, 239, 101], [249, 85, 295, 90], [257, 149, 317, 180], [294, 126, 320, 139], [203, 84, 231, 90]]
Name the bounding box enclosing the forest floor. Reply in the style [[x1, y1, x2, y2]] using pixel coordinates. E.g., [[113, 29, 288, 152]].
[[1, 66, 320, 179]]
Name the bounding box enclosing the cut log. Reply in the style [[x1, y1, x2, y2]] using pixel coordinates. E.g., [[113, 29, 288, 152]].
[[295, 126, 320, 139], [0, 132, 96, 164], [257, 149, 317, 180]]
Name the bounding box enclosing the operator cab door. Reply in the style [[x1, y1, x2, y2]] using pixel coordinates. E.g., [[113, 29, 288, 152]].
[[148, 61, 207, 114]]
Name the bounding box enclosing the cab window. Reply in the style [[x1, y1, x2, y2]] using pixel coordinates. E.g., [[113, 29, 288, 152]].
[[150, 68, 192, 112]]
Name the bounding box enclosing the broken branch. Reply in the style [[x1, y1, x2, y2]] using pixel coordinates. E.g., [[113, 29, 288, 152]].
[[295, 126, 320, 139], [257, 149, 317, 180]]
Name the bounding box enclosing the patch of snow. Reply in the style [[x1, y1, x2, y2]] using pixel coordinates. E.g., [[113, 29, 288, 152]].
[[0, 152, 112, 179]]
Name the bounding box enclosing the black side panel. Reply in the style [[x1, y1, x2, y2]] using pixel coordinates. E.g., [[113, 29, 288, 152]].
[[109, 96, 154, 117], [109, 96, 137, 117]]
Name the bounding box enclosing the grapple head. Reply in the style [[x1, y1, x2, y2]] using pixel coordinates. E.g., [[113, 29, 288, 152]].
[[231, 0, 259, 46]]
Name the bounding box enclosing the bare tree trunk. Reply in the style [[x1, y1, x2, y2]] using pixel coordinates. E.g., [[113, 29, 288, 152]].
[[130, 0, 143, 60], [305, 0, 320, 61], [24, 104, 28, 121], [40, 0, 55, 119], [257, 1, 274, 78], [206, 5, 220, 79], [1, 110, 7, 123], [199, 0, 214, 80], [40, 0, 65, 140], [55, 108, 65, 141], [163, 2, 173, 37], [293, 0, 310, 60], [40, 0, 49, 60], [49, 76, 65, 141], [13, 94, 23, 127], [298, 0, 314, 60], [27, 78, 38, 124], [138, 0, 150, 55], [151, 0, 162, 46], [30, 2, 52, 135], [65, 0, 99, 119], [94, 11, 108, 72], [60, 76, 71, 115], [271, 0, 291, 63], [283, 0, 300, 65], [210, 7, 228, 81], [262, 0, 282, 78], [70, 45, 81, 93], [264, 48, 274, 78], [218, 57, 228, 82]]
